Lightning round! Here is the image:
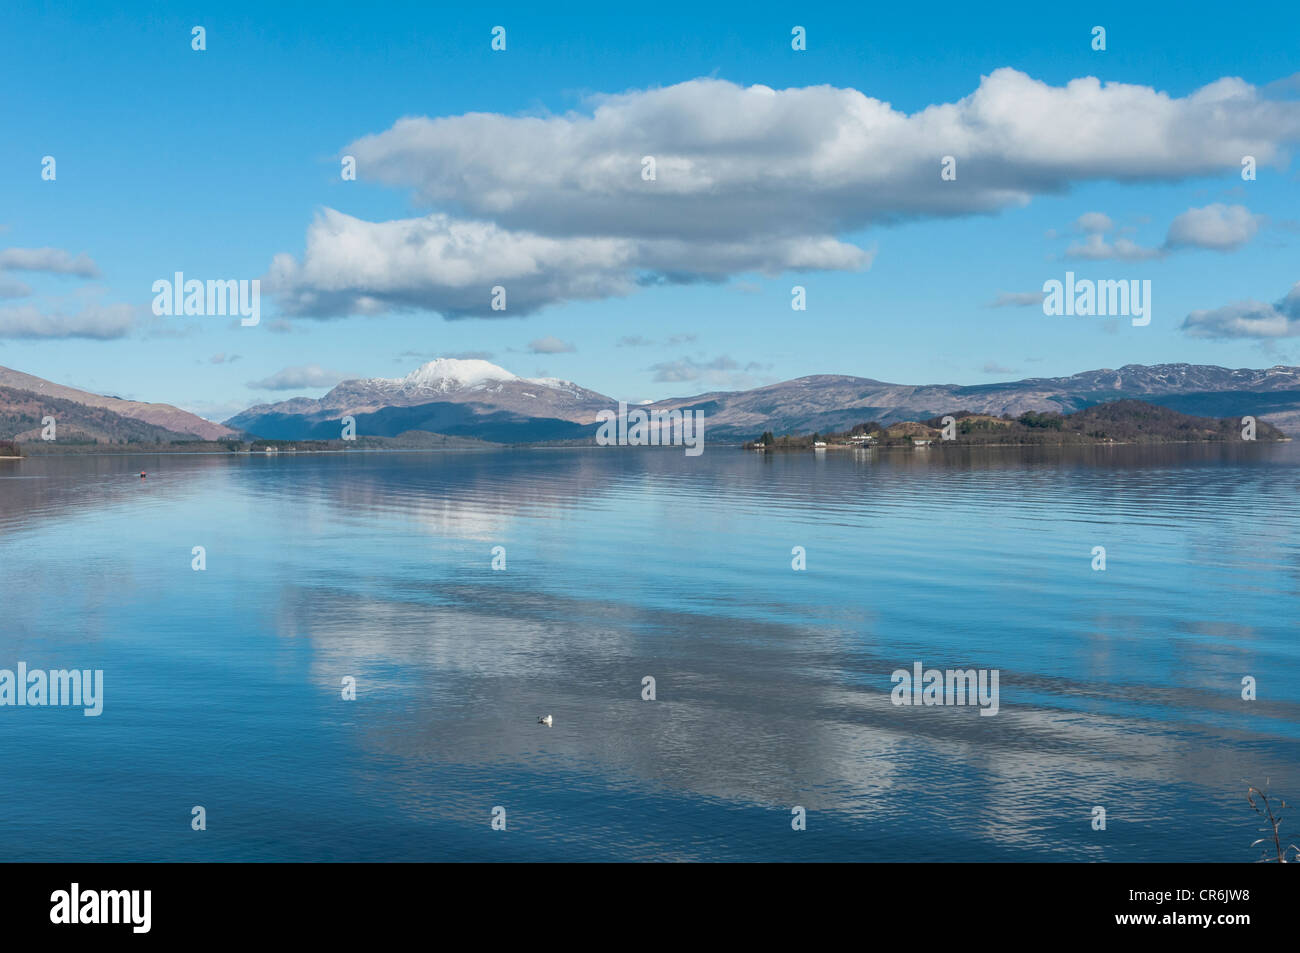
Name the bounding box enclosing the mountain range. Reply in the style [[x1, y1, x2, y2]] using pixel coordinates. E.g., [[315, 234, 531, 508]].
[[225, 359, 1300, 442], [1, 359, 1296, 446]]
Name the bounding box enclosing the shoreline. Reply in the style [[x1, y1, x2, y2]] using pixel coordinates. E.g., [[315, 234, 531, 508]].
[[749, 437, 1292, 451], [0, 438, 1289, 460]]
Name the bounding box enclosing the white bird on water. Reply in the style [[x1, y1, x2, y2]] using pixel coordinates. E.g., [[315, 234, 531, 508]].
[[538, 715, 553, 727]]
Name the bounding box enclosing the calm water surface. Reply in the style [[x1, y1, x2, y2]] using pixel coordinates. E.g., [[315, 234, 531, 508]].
[[1, 444, 1298, 861]]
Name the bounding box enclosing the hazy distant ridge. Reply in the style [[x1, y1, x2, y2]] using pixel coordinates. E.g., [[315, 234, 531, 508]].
[[226, 360, 1300, 441]]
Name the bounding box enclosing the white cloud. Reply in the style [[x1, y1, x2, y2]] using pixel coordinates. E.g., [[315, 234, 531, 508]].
[[270, 69, 1300, 318], [527, 336, 575, 353], [0, 248, 131, 340], [1064, 233, 1164, 261], [0, 301, 135, 339], [349, 70, 1300, 234], [0, 279, 32, 299], [1060, 203, 1264, 261], [1164, 203, 1262, 251], [247, 364, 353, 390], [1075, 212, 1113, 234], [268, 209, 869, 318], [0, 247, 100, 278], [988, 291, 1045, 307], [1182, 281, 1300, 338]]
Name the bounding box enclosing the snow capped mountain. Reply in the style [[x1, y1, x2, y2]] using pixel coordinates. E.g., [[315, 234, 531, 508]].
[[225, 357, 616, 441], [352, 358, 584, 399], [387, 358, 519, 391]]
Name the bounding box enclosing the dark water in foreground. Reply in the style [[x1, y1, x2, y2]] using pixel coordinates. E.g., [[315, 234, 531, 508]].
[[1, 443, 1297, 861]]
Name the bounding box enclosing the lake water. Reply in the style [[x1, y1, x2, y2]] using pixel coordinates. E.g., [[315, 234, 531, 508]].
[[1, 444, 1298, 861]]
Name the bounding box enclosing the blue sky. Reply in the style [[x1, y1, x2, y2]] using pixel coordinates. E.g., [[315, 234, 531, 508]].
[[3, 0, 1299, 421]]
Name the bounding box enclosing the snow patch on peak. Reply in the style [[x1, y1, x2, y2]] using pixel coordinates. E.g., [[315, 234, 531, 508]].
[[349, 358, 584, 397], [524, 376, 577, 391], [402, 358, 518, 388]]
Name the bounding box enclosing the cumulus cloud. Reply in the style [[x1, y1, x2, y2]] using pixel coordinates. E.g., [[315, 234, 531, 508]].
[[269, 69, 1300, 318], [527, 335, 576, 353], [0, 247, 100, 278], [1061, 203, 1263, 260], [1181, 281, 1300, 338], [349, 70, 1300, 234], [1065, 232, 1163, 260], [247, 364, 353, 390], [1164, 203, 1262, 251], [988, 291, 1045, 307], [0, 279, 32, 299], [0, 248, 131, 339], [1075, 212, 1114, 234], [0, 301, 135, 339], [1262, 72, 1300, 99], [268, 209, 869, 318]]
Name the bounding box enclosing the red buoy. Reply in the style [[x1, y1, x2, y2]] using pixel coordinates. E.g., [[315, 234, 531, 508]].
[[140, 471, 147, 479]]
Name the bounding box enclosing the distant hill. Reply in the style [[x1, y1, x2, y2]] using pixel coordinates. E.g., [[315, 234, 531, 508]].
[[226, 360, 1300, 444], [0, 385, 215, 444], [642, 364, 1300, 439], [748, 400, 1285, 449], [0, 365, 236, 441], [1053, 399, 1285, 442], [11, 359, 1293, 448], [226, 357, 612, 442]]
